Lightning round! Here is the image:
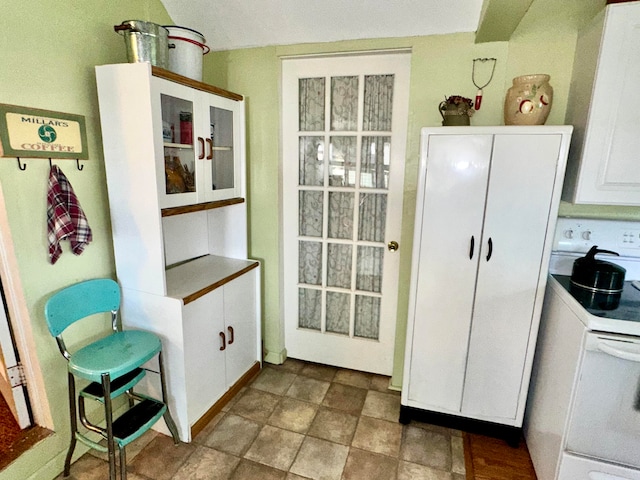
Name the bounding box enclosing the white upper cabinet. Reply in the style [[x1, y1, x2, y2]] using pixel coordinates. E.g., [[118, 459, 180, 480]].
[[563, 2, 640, 205], [96, 62, 245, 212]]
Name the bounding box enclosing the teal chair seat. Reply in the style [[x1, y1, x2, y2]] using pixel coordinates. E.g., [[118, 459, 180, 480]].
[[44, 279, 178, 480], [69, 330, 160, 383]]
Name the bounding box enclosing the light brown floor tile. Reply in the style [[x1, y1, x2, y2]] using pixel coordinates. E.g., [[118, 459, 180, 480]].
[[126, 473, 148, 480], [289, 437, 349, 480], [306, 407, 358, 445], [401, 425, 452, 471], [230, 387, 280, 423], [452, 474, 465, 480], [352, 416, 403, 457], [57, 454, 111, 480], [244, 425, 304, 471], [270, 358, 307, 374], [58, 457, 149, 480], [251, 366, 297, 395], [222, 386, 246, 412], [409, 419, 456, 437], [321, 383, 367, 415], [172, 445, 240, 479], [192, 412, 225, 444], [300, 362, 337, 382], [230, 459, 287, 479], [333, 369, 372, 389], [370, 374, 393, 393], [128, 433, 196, 480], [287, 474, 313, 480], [88, 429, 159, 463], [342, 447, 398, 480], [203, 413, 261, 456], [268, 397, 318, 433], [451, 435, 465, 475], [361, 390, 401, 422], [397, 460, 453, 480], [286, 375, 330, 404]]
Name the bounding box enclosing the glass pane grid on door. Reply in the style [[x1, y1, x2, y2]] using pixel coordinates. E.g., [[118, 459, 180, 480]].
[[296, 73, 393, 342]]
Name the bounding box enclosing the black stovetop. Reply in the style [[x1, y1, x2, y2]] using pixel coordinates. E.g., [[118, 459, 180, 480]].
[[553, 274, 640, 323]]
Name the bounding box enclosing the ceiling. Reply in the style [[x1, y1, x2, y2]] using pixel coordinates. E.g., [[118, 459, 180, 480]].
[[159, 0, 485, 52]]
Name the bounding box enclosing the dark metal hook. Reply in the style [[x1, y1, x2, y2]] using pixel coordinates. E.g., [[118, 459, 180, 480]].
[[76, 159, 84, 171], [17, 158, 26, 171]]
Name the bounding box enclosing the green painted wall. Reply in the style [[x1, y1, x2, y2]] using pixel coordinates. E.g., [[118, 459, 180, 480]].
[[202, 1, 639, 391], [0, 2, 172, 479]]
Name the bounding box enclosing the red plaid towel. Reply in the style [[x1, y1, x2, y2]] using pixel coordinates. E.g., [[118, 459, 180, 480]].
[[47, 165, 92, 264]]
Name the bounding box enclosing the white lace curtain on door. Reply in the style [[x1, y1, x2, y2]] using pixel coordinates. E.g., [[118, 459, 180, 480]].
[[297, 74, 394, 340]]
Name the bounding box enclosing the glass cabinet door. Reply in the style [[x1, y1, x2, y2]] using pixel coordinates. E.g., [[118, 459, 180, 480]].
[[209, 105, 234, 192], [155, 77, 244, 207], [202, 95, 242, 202], [161, 93, 198, 201]]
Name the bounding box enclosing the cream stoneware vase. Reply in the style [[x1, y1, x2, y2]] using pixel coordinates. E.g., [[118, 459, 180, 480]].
[[504, 74, 553, 125]]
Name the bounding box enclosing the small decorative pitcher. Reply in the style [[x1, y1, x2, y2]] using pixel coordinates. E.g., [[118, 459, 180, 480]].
[[504, 74, 553, 125]]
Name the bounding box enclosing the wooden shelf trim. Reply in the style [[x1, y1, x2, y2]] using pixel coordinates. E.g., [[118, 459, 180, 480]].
[[151, 66, 243, 101], [182, 261, 259, 305], [161, 197, 245, 217]]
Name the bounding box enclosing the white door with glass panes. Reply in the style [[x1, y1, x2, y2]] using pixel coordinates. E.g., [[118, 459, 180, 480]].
[[282, 53, 410, 375]]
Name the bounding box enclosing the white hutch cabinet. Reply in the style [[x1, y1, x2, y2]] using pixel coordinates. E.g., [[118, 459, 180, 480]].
[[95, 63, 261, 442], [563, 2, 640, 205], [401, 127, 572, 443]]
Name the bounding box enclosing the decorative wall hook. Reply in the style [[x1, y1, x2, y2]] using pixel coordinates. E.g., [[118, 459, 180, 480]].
[[13, 156, 86, 171]]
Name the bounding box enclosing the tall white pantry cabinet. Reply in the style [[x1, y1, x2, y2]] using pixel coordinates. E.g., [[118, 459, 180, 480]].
[[95, 63, 261, 443], [401, 126, 572, 442]]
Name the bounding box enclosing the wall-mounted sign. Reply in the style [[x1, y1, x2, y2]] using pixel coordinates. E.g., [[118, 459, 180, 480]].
[[0, 103, 88, 159]]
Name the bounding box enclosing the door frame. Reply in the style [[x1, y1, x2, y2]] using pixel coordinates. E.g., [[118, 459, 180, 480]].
[[0, 182, 53, 429], [279, 50, 411, 375]]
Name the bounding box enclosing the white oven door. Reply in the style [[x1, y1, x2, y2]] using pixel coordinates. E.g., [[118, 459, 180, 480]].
[[565, 332, 640, 469]]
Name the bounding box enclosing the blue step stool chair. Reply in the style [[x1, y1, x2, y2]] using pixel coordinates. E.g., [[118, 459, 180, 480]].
[[45, 278, 179, 480]]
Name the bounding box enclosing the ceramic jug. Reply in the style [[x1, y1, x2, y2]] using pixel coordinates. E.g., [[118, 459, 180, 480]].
[[504, 74, 553, 125]]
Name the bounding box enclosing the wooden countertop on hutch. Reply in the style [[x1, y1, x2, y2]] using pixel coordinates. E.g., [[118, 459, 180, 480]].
[[161, 197, 245, 217], [165, 254, 259, 305], [151, 66, 243, 102]]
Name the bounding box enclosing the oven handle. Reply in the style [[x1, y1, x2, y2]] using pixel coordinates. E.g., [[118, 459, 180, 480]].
[[597, 339, 640, 363]]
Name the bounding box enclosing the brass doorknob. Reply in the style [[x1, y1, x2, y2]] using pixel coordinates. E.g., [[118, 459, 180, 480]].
[[388, 241, 399, 252]]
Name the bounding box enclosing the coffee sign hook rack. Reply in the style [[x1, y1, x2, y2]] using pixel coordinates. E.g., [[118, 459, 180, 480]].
[[1, 103, 89, 172], [16, 157, 85, 172]]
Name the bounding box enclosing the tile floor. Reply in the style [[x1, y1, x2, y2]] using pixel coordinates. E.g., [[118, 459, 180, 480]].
[[58, 359, 466, 479]]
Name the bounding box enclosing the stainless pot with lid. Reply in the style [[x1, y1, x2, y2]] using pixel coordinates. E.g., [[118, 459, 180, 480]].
[[570, 246, 626, 310]]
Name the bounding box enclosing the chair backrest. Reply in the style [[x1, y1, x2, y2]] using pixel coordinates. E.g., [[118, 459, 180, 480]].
[[45, 278, 121, 337]]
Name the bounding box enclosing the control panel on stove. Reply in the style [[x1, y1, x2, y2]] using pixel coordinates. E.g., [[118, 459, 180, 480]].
[[554, 218, 640, 256]]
